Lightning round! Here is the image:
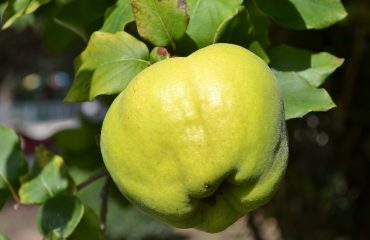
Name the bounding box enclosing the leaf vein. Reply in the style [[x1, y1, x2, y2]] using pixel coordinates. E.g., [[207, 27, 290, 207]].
[[40, 176, 54, 197], [151, 0, 174, 45]]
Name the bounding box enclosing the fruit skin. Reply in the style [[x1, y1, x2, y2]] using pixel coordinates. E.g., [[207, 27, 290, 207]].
[[100, 43, 288, 233]]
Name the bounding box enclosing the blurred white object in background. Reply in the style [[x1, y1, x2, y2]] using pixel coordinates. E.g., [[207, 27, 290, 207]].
[[0, 100, 81, 140]]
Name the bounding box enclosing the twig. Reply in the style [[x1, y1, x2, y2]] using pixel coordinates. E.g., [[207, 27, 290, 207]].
[[339, 25, 366, 113], [247, 212, 264, 240], [77, 169, 108, 191], [100, 176, 110, 230], [0, 174, 20, 203]]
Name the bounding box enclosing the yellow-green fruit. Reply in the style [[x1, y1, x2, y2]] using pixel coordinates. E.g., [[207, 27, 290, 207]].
[[101, 43, 288, 233]]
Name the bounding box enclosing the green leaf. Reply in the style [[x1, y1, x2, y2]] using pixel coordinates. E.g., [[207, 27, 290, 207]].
[[0, 189, 10, 209], [44, 231, 63, 240], [1, 0, 50, 29], [249, 41, 269, 64], [131, 0, 189, 48], [274, 70, 336, 119], [101, 0, 134, 33], [186, 0, 244, 48], [269, 45, 344, 87], [255, 0, 347, 30], [69, 205, 103, 240], [76, 179, 186, 239], [219, 8, 269, 63], [34, 1, 78, 52], [77, 177, 105, 218], [0, 2, 7, 14], [19, 147, 74, 204], [65, 31, 150, 102], [0, 234, 10, 240], [37, 195, 84, 238], [29, 146, 55, 176], [244, 0, 270, 48], [54, 0, 112, 42], [0, 126, 27, 203], [106, 184, 180, 240], [52, 118, 104, 188]]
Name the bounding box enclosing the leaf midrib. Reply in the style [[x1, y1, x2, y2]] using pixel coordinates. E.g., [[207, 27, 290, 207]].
[[151, 0, 174, 45]]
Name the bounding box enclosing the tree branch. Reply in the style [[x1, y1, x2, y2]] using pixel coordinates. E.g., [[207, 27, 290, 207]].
[[100, 176, 110, 230], [247, 212, 264, 240], [77, 169, 109, 191]]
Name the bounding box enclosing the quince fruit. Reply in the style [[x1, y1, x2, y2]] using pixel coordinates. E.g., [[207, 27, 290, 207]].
[[100, 43, 288, 232]]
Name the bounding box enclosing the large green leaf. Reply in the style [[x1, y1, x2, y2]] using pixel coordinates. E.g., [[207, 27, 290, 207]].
[[19, 147, 74, 204], [244, 0, 270, 48], [105, 184, 183, 240], [76, 177, 105, 219], [29, 145, 54, 177], [274, 70, 336, 120], [269, 45, 344, 87], [219, 8, 269, 63], [0, 189, 10, 209], [54, 0, 111, 42], [255, 0, 347, 30], [1, 0, 49, 29], [32, 1, 78, 52], [37, 195, 84, 238], [100, 0, 134, 33], [131, 0, 189, 48], [52, 118, 103, 184], [65, 31, 150, 102], [76, 178, 181, 240], [44, 231, 63, 240], [186, 0, 244, 48], [69, 205, 103, 240], [0, 126, 27, 204], [0, 234, 10, 240]]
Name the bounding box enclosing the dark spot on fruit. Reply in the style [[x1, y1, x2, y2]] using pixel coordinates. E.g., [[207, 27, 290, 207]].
[[273, 118, 285, 157], [85, 83, 90, 91]]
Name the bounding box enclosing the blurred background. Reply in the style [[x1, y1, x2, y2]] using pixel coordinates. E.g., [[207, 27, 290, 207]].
[[0, 0, 369, 239]]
